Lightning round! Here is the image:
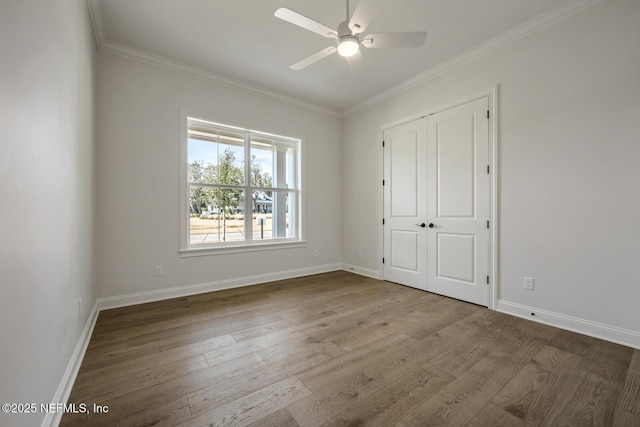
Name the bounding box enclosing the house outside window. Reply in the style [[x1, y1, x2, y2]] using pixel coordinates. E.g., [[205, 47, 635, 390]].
[[180, 114, 303, 255]]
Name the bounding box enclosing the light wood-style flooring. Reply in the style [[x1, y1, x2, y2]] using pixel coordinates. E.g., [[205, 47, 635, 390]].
[[61, 271, 640, 426]]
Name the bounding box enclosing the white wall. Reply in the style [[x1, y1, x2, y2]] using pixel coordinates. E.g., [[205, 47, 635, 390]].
[[342, 0, 640, 337], [0, 1, 97, 426], [96, 53, 342, 299]]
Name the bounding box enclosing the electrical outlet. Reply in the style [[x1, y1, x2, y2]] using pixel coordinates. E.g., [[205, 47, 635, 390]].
[[524, 277, 535, 290], [357, 249, 362, 257], [313, 249, 319, 257], [78, 299, 83, 318], [155, 266, 164, 277]]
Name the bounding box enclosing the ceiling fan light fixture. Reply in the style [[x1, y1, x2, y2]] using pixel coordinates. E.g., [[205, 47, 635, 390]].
[[338, 36, 359, 57]]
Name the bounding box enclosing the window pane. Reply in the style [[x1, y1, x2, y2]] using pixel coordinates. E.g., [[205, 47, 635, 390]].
[[188, 129, 245, 185], [250, 137, 296, 189], [185, 116, 301, 250], [252, 213, 272, 240], [250, 137, 273, 188], [251, 190, 295, 240], [189, 186, 245, 244]]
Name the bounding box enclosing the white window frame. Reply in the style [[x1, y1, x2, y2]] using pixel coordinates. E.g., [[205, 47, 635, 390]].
[[179, 111, 305, 257]]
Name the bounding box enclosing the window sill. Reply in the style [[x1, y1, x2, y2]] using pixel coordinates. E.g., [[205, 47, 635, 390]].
[[179, 240, 307, 257]]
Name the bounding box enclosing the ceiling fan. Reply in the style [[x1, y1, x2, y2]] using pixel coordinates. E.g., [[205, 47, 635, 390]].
[[274, 0, 428, 71]]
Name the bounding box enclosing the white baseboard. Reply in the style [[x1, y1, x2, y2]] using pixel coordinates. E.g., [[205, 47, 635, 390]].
[[43, 263, 341, 426], [42, 300, 100, 427], [497, 299, 640, 350], [341, 263, 382, 280], [97, 263, 343, 310]]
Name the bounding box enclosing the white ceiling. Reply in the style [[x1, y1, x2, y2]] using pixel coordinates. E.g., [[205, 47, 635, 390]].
[[89, 0, 598, 114]]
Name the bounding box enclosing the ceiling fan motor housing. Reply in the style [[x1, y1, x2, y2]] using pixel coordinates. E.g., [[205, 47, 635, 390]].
[[337, 21, 359, 57], [337, 21, 356, 39]]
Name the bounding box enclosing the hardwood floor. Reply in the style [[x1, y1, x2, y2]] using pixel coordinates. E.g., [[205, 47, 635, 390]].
[[61, 271, 640, 426]]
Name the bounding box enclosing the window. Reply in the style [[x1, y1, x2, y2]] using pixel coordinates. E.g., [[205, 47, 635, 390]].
[[180, 114, 303, 255]]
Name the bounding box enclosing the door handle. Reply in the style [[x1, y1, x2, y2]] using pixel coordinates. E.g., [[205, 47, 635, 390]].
[[416, 223, 426, 228], [428, 223, 435, 228]]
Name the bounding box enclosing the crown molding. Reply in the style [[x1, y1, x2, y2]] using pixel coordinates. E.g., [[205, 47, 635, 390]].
[[86, 0, 105, 50], [86, 2, 340, 119], [87, 0, 606, 119], [98, 41, 342, 119], [341, 0, 607, 117]]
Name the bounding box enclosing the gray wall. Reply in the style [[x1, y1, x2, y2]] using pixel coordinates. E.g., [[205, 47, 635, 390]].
[[0, 1, 97, 426], [96, 52, 342, 299]]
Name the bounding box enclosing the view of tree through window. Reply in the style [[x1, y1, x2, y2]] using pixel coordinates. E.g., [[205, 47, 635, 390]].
[[186, 117, 299, 248]]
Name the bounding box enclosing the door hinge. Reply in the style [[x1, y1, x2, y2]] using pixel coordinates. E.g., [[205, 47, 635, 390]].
[[382, 179, 385, 186], [382, 140, 385, 147], [382, 218, 385, 225], [487, 165, 490, 174], [382, 257, 385, 264], [487, 220, 490, 229], [486, 276, 490, 284], [487, 110, 490, 119]]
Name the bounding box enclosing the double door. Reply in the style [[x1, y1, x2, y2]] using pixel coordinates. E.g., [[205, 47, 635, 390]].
[[383, 97, 490, 306]]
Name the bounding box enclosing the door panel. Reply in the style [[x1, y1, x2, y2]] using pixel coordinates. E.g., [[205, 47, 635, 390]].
[[427, 97, 489, 306], [383, 119, 427, 290], [436, 115, 476, 218], [390, 230, 418, 271], [436, 233, 475, 283], [390, 133, 418, 217]]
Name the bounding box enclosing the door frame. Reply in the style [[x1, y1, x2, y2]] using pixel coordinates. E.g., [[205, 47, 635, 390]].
[[378, 86, 499, 309]]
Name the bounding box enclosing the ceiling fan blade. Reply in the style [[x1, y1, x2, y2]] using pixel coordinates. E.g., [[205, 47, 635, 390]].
[[362, 32, 428, 48], [349, 0, 381, 34], [275, 8, 337, 39], [290, 47, 337, 70]]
